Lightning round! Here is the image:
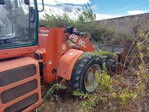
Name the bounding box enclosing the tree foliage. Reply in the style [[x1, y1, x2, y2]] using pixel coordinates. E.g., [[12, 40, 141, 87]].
[[39, 4, 134, 45]]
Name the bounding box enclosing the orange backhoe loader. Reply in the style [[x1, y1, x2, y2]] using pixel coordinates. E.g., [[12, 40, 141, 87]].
[[0, 0, 102, 111]]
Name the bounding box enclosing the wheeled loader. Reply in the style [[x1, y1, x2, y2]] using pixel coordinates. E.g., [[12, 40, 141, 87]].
[[0, 0, 127, 111], [0, 0, 103, 111]]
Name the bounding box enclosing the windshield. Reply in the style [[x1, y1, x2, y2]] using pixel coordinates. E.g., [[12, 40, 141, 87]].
[[0, 0, 37, 49]]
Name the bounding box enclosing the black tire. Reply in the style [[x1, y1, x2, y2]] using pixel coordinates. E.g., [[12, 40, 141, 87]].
[[67, 52, 103, 93]]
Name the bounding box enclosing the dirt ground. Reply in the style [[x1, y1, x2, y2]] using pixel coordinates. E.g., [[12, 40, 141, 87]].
[[36, 89, 84, 112]]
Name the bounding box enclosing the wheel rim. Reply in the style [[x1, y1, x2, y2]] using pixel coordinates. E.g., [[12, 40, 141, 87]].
[[84, 64, 101, 93]]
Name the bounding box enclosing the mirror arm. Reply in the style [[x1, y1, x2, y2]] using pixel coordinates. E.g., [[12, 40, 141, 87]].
[[38, 0, 44, 12]]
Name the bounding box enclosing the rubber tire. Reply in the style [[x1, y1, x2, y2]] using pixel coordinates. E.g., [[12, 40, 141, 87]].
[[67, 52, 103, 93]]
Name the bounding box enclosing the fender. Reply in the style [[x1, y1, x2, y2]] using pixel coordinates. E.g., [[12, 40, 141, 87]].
[[57, 49, 84, 80]]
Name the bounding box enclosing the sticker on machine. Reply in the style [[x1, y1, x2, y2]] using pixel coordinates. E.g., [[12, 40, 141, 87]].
[[48, 60, 52, 65]]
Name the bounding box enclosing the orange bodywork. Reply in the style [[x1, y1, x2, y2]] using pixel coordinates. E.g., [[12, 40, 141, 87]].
[[68, 34, 94, 52], [0, 57, 42, 112], [57, 49, 84, 80], [0, 46, 37, 60], [0, 27, 94, 112], [38, 28, 94, 83], [38, 28, 70, 83]]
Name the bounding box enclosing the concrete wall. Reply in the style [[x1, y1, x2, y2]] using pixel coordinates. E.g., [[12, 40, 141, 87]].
[[96, 13, 149, 34]]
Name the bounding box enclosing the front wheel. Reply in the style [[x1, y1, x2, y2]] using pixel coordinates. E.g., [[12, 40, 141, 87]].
[[68, 52, 103, 93]]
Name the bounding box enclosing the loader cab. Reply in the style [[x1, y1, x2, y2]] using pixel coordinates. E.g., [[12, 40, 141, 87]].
[[0, 0, 39, 59], [0, 1, 43, 112]]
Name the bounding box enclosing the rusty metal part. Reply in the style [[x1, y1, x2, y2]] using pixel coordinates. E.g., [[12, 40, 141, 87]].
[[100, 45, 127, 75]]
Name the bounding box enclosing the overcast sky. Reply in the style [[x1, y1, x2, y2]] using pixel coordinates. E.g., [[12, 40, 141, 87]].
[[39, 0, 149, 20]]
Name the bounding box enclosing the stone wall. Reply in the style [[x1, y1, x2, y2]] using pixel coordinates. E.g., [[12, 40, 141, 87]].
[[96, 13, 149, 34]]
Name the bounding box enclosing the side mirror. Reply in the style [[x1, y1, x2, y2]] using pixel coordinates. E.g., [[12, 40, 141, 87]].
[[24, 0, 30, 5], [0, 0, 5, 5]]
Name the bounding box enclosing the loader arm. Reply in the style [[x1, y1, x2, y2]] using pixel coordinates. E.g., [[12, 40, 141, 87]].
[[67, 33, 94, 52]]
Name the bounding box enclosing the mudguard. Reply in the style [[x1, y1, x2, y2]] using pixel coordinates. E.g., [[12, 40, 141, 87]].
[[57, 49, 84, 80]]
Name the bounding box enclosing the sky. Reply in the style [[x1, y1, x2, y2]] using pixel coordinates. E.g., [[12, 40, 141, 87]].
[[39, 0, 149, 20], [91, 0, 149, 20]]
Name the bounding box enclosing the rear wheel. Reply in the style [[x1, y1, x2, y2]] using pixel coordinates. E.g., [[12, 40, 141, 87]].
[[68, 53, 102, 93]]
